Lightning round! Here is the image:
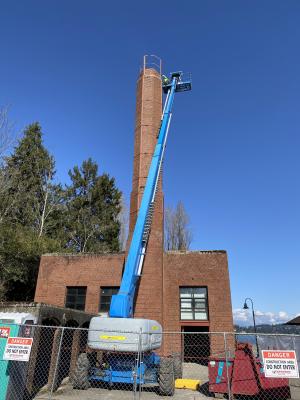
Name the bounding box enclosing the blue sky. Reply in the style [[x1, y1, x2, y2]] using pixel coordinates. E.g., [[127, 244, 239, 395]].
[[1, 1, 299, 325]]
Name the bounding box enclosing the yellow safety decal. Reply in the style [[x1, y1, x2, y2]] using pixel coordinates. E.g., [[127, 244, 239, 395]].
[[100, 335, 126, 341], [151, 326, 159, 331]]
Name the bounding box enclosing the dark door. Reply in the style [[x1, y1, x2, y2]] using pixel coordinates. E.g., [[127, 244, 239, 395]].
[[182, 326, 210, 365]]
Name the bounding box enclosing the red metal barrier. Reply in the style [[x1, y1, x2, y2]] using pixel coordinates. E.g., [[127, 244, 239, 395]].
[[209, 343, 290, 398]]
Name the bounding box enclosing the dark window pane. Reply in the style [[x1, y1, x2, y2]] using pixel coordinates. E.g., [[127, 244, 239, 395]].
[[65, 287, 87, 311], [101, 303, 110, 312], [99, 287, 120, 312]]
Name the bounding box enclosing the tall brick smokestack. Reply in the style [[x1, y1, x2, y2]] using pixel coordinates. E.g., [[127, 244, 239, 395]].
[[128, 65, 164, 324]]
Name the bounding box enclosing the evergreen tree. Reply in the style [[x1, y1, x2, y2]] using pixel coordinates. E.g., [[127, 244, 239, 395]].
[[0, 224, 59, 300], [63, 158, 121, 253], [0, 122, 61, 300], [3, 122, 58, 235]]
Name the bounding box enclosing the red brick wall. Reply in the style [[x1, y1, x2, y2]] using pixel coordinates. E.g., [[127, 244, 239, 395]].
[[163, 250, 233, 332], [34, 254, 124, 314], [163, 250, 233, 354]]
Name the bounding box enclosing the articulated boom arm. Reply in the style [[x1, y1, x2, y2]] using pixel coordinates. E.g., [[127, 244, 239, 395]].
[[110, 72, 191, 318]]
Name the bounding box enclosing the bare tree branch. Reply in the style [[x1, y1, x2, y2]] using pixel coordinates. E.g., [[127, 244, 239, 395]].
[[0, 106, 15, 161], [164, 201, 192, 251], [118, 195, 129, 251], [38, 172, 51, 237]]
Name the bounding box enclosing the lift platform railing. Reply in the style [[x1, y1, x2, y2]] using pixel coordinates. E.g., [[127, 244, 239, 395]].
[[142, 54, 162, 75], [163, 71, 192, 93]]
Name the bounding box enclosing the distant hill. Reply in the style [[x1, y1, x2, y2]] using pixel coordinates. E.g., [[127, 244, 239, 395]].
[[234, 324, 300, 335]]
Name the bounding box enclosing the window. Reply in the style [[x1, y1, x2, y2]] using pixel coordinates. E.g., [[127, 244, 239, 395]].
[[65, 287, 87, 311], [180, 287, 208, 320], [99, 287, 119, 312]]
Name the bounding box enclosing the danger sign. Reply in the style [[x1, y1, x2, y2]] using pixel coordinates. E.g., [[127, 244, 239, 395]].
[[3, 337, 33, 362], [262, 350, 299, 379], [0, 327, 10, 339]]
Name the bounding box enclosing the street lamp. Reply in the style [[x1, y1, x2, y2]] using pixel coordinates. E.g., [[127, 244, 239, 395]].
[[243, 297, 259, 357]]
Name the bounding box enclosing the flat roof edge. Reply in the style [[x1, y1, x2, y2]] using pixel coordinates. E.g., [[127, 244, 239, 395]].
[[165, 250, 227, 254], [42, 252, 125, 257]]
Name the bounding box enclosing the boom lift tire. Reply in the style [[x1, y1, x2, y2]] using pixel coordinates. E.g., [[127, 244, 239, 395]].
[[172, 352, 183, 379], [158, 358, 175, 396], [72, 353, 91, 390]]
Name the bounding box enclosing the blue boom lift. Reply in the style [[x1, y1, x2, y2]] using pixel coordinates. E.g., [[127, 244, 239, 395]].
[[73, 71, 191, 395]]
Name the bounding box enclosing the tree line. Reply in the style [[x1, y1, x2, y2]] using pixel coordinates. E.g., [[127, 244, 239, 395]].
[[0, 113, 122, 301]]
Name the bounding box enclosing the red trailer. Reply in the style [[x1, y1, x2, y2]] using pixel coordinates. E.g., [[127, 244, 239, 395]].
[[209, 343, 290, 398]]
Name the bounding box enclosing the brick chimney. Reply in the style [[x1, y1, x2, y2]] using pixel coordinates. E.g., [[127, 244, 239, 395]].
[[128, 66, 164, 324]]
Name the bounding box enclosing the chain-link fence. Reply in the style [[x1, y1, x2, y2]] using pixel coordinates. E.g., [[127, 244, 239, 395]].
[[0, 324, 299, 399]]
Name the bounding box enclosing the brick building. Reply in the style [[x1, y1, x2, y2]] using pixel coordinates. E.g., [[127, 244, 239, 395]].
[[35, 62, 233, 355]]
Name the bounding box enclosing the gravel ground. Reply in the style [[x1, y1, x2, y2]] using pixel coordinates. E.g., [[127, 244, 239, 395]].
[[34, 362, 300, 400], [35, 363, 212, 400], [37, 387, 210, 400]]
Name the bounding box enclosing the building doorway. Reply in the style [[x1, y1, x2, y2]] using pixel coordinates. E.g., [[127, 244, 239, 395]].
[[181, 326, 210, 365]]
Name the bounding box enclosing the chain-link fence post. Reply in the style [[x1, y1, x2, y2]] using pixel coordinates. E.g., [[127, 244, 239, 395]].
[[132, 329, 142, 400], [25, 324, 41, 396], [292, 334, 296, 360], [48, 327, 64, 399], [224, 332, 232, 400], [132, 345, 137, 400], [69, 328, 81, 379], [290, 333, 300, 400], [138, 328, 142, 400]]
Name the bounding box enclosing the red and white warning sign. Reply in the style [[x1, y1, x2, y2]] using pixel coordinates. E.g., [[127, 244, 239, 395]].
[[262, 350, 299, 379], [0, 327, 10, 339], [3, 337, 33, 362]]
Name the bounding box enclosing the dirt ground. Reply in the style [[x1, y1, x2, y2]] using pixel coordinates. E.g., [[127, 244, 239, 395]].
[[35, 363, 211, 400]]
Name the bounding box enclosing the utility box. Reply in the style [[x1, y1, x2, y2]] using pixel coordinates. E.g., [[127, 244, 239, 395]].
[[0, 312, 37, 400]]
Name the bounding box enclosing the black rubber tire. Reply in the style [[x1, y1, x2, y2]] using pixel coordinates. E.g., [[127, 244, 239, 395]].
[[158, 357, 175, 396], [172, 352, 183, 380], [72, 353, 91, 390]]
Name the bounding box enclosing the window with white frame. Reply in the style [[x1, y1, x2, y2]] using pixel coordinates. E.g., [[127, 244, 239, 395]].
[[180, 287, 208, 320]]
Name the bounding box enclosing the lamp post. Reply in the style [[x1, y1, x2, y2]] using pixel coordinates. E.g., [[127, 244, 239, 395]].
[[243, 297, 259, 357]]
